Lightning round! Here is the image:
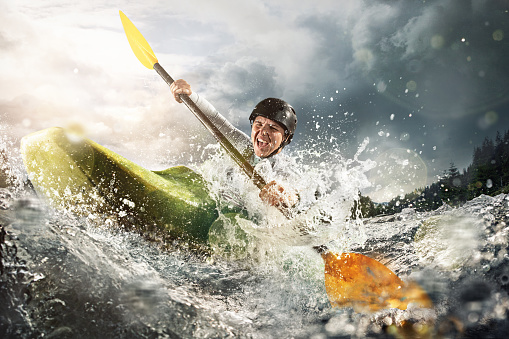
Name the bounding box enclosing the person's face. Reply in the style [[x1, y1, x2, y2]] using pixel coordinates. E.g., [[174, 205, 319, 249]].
[[251, 116, 286, 157]]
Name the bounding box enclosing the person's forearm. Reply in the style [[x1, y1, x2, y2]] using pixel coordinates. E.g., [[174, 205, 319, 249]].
[[189, 92, 252, 158]]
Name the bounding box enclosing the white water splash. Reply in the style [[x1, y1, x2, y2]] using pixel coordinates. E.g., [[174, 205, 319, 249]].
[[1, 147, 509, 338], [198, 138, 377, 262]]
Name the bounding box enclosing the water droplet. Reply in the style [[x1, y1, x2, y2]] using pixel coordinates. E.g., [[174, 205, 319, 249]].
[[500, 273, 509, 285], [22, 118, 31, 127], [400, 132, 410, 141], [487, 179, 493, 188], [406, 80, 417, 92], [468, 312, 479, 323], [431, 35, 445, 49], [493, 29, 504, 41]]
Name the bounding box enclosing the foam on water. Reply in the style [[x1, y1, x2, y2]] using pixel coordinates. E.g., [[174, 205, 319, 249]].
[[2, 133, 509, 338], [193, 139, 379, 284]]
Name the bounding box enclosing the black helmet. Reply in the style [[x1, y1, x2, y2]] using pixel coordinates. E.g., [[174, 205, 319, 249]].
[[249, 98, 297, 147]]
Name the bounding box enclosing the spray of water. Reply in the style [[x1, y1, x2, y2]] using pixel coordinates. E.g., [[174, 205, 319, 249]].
[[197, 138, 377, 283], [0, 124, 27, 195]]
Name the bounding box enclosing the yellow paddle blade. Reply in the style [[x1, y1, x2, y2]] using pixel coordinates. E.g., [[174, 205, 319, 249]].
[[322, 252, 433, 312], [119, 10, 158, 69]]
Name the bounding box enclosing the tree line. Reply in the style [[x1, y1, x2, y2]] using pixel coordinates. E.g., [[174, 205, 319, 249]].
[[354, 129, 509, 218]]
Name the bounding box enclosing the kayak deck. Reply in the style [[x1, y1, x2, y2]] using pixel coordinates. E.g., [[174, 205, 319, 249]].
[[20, 127, 218, 243]]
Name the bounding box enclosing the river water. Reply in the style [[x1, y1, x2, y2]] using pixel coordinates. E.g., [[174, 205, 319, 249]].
[[1, 147, 509, 338]]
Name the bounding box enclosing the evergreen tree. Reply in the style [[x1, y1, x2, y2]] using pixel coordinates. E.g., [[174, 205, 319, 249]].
[[439, 163, 466, 205], [361, 128, 509, 216]]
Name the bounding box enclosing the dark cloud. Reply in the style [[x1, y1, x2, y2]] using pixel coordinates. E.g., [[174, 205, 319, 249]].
[[370, 0, 509, 115], [291, 0, 509, 119], [272, 0, 509, 184], [197, 57, 281, 106]]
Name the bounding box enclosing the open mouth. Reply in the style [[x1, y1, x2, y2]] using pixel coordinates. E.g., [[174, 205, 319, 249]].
[[256, 137, 270, 150]]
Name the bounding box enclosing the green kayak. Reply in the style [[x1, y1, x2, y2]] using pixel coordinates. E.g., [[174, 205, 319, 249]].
[[20, 127, 219, 243]]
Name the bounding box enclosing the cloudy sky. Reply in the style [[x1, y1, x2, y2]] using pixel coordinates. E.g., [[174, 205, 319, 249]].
[[1, 0, 508, 202]]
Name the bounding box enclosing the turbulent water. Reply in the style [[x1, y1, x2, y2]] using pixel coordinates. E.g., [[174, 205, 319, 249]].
[[1, 144, 509, 338]]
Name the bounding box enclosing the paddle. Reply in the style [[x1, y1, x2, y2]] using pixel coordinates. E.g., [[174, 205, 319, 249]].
[[119, 10, 432, 312]]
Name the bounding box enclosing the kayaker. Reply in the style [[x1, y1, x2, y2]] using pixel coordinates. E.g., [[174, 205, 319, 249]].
[[170, 79, 313, 216]]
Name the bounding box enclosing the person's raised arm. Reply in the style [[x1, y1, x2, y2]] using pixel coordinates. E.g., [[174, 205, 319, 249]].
[[169, 79, 253, 159]]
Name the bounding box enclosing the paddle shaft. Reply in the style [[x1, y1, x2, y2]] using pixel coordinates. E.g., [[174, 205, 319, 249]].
[[153, 64, 327, 254], [153, 63, 267, 190], [153, 64, 328, 254]]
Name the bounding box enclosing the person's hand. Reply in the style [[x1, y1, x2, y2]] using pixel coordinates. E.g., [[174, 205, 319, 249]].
[[169, 79, 192, 103], [259, 180, 299, 211]]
